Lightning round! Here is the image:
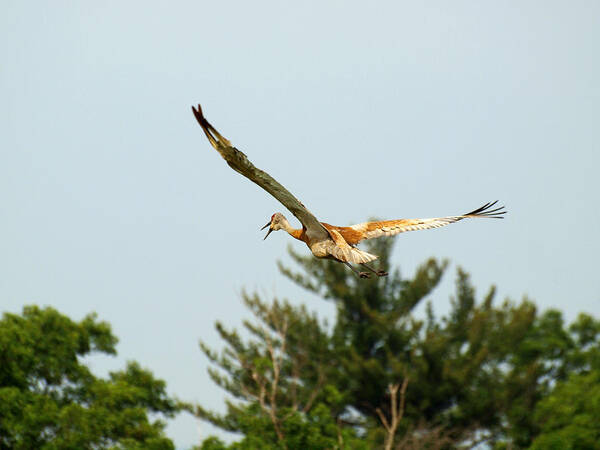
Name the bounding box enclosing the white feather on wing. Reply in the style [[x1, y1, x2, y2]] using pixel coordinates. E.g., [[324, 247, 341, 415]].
[[350, 201, 506, 243]]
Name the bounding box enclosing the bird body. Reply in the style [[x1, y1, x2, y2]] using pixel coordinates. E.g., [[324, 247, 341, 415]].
[[192, 104, 505, 278], [263, 213, 378, 264]]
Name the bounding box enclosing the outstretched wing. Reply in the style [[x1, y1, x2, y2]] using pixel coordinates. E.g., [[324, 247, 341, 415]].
[[192, 105, 330, 242], [348, 201, 506, 243]]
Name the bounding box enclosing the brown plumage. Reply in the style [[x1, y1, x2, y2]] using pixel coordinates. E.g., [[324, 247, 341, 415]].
[[192, 104, 506, 279]]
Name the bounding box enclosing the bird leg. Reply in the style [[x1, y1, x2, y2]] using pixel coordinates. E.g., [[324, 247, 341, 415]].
[[344, 262, 371, 279], [360, 263, 388, 277]]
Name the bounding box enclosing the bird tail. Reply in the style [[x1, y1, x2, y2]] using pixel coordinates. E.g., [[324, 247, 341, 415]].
[[351, 247, 379, 264]]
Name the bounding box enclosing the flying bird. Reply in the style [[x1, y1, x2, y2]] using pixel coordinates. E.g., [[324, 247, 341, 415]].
[[192, 105, 505, 279]]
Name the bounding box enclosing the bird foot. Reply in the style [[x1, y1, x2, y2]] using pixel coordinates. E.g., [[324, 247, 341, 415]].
[[359, 272, 371, 279], [376, 270, 389, 277]]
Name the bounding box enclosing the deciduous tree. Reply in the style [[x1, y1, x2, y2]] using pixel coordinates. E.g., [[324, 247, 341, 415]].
[[0, 305, 184, 450]]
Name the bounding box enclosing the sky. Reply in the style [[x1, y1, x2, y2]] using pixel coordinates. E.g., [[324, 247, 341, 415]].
[[1, 1, 599, 448]]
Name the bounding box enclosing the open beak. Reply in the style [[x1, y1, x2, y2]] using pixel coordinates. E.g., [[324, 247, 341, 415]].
[[261, 221, 273, 240]]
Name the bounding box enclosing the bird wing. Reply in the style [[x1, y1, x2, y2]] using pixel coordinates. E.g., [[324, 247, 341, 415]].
[[192, 105, 330, 242], [348, 201, 506, 243]]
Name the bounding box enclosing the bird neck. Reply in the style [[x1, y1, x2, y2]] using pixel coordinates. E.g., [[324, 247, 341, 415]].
[[275, 218, 307, 243], [280, 221, 304, 241], [288, 228, 304, 241]]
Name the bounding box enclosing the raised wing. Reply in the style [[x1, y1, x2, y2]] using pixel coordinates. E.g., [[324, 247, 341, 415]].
[[192, 105, 330, 242], [349, 201, 506, 243]]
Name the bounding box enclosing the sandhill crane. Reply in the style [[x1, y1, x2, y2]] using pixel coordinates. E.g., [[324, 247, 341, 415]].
[[192, 105, 505, 279]]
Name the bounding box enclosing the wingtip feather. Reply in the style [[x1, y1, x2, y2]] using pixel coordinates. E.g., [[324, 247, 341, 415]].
[[464, 201, 507, 219], [191, 103, 232, 148]]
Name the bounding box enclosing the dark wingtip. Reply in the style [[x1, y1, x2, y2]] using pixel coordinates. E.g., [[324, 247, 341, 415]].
[[191, 103, 232, 149], [191, 104, 207, 126], [464, 201, 507, 219]]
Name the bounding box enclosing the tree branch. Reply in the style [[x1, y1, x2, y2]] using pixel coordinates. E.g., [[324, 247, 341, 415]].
[[377, 377, 409, 450], [265, 318, 288, 447], [302, 368, 325, 413]]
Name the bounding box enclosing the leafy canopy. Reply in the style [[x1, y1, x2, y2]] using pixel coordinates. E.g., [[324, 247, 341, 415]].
[[0, 305, 184, 450]]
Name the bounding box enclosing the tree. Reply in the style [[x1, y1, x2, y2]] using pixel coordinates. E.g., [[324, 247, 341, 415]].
[[528, 313, 600, 450], [0, 305, 184, 450], [196, 293, 367, 449], [197, 237, 600, 448], [278, 238, 545, 447], [528, 371, 600, 450]]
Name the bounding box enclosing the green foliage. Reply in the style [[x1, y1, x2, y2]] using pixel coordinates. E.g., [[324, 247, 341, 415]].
[[527, 313, 600, 450], [198, 402, 367, 450], [529, 370, 600, 450], [0, 305, 183, 450], [278, 240, 537, 444], [196, 293, 362, 448], [197, 238, 600, 449]]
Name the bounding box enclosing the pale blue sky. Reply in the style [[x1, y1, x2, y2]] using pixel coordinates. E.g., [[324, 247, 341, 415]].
[[2, 1, 599, 448]]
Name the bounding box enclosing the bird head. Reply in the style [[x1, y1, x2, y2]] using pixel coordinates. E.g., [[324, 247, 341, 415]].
[[261, 213, 288, 240]]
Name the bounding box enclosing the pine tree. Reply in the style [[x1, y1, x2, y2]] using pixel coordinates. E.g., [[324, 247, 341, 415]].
[[196, 238, 599, 449], [196, 293, 365, 449], [277, 238, 538, 445]]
